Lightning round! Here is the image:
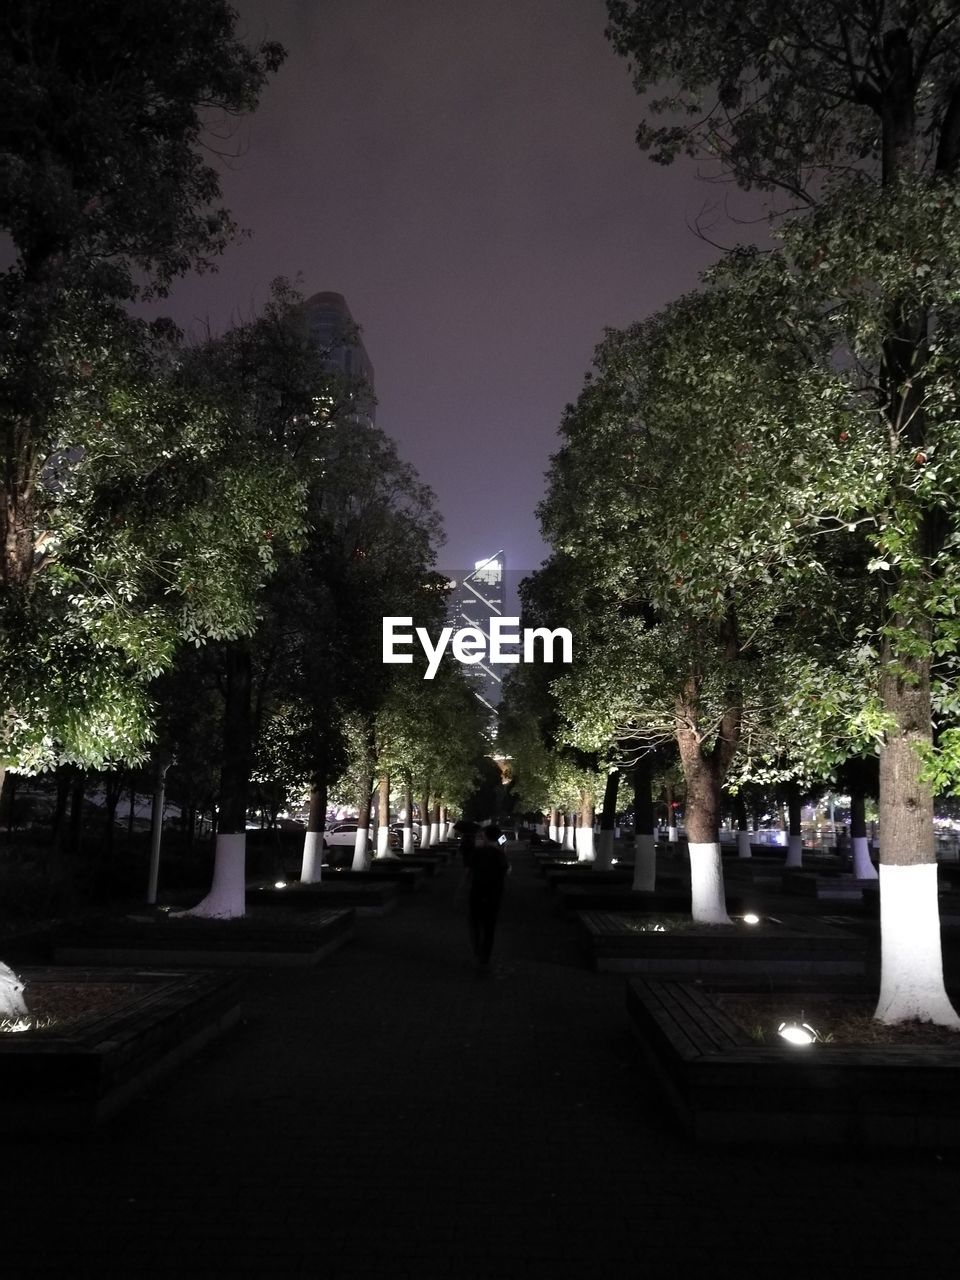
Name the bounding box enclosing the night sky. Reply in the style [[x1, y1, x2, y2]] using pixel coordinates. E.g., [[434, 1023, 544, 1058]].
[[147, 0, 724, 575]]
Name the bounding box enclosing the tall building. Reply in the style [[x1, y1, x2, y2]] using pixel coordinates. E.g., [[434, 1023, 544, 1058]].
[[302, 291, 375, 427], [447, 552, 506, 729]]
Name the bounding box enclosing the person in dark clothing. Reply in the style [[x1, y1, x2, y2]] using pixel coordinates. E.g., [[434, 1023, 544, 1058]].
[[466, 824, 510, 969]]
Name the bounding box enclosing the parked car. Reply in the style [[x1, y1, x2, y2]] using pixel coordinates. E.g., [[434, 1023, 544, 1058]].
[[323, 822, 370, 866], [388, 823, 421, 851]]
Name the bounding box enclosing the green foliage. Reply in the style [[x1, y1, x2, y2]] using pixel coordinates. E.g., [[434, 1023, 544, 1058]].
[[0, 0, 284, 295], [605, 2, 960, 196]]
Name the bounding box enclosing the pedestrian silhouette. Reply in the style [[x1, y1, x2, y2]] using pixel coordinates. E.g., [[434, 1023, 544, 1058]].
[[464, 824, 510, 971]]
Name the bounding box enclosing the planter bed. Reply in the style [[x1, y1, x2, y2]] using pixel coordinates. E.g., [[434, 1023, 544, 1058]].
[[558, 886, 744, 914], [307, 865, 426, 892], [626, 976, 960, 1147], [534, 855, 580, 875], [544, 868, 636, 891], [0, 967, 241, 1134], [249, 879, 400, 915], [52, 908, 355, 967], [782, 870, 880, 904], [378, 853, 448, 876], [578, 910, 866, 975]]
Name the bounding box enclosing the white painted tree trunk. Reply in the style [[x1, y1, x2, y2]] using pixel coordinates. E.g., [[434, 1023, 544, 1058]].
[[851, 835, 878, 880], [548, 821, 558, 843], [577, 826, 595, 863], [668, 824, 678, 843], [688, 842, 731, 924], [595, 828, 615, 869], [416, 821, 426, 847], [785, 833, 803, 869], [178, 832, 246, 919], [562, 814, 576, 853], [402, 826, 414, 855], [376, 825, 390, 858], [299, 830, 323, 883], [0, 961, 28, 1019], [632, 834, 656, 892], [424, 822, 434, 849], [446, 820, 456, 840], [737, 830, 752, 859], [351, 826, 369, 871], [875, 863, 960, 1026]]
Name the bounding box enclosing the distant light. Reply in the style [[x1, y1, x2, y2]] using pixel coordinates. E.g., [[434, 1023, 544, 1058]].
[[274, 881, 287, 889], [743, 912, 760, 925], [778, 1021, 819, 1046], [611, 858, 619, 866]]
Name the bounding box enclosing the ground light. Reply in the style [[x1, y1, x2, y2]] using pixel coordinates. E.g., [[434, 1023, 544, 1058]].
[[778, 1021, 820, 1046], [742, 912, 760, 925], [274, 881, 288, 889]]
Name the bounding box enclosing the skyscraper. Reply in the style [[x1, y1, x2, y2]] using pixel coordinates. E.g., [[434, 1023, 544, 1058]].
[[448, 552, 506, 729], [302, 291, 375, 427]]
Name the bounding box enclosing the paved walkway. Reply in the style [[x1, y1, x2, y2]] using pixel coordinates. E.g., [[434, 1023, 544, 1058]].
[[4, 846, 960, 1278]]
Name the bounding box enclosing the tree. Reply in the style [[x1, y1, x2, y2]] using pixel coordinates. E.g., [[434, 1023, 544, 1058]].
[[541, 281, 878, 920], [605, 0, 960, 1023], [0, 0, 284, 796]]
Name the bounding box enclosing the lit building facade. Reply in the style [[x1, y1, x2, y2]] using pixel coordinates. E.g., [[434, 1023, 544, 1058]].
[[447, 552, 507, 730]]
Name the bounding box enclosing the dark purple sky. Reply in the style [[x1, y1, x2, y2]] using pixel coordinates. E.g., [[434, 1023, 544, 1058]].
[[150, 0, 724, 574]]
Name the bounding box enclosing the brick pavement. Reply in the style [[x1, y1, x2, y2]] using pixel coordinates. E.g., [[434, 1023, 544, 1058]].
[[3, 845, 960, 1278]]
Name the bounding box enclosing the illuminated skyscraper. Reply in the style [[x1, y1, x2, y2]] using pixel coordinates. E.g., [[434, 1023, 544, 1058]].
[[448, 552, 506, 727], [302, 291, 375, 427]]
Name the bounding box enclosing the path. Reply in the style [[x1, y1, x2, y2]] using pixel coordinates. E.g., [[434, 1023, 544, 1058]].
[[3, 846, 959, 1278]]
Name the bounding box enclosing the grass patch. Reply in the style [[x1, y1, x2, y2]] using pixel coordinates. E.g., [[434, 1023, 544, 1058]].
[[714, 991, 960, 1047]]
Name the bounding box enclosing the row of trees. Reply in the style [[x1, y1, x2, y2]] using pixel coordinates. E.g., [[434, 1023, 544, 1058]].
[[0, 0, 487, 963], [503, 1, 960, 1027]]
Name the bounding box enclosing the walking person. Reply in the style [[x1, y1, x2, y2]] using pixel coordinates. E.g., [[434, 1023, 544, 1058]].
[[464, 824, 510, 972]]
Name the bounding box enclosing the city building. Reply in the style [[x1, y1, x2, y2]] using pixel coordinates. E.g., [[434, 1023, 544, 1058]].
[[447, 552, 506, 731], [302, 291, 375, 427]]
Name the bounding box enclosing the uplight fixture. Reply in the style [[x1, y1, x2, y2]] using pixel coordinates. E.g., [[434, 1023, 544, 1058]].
[[777, 1020, 819, 1046], [742, 912, 760, 925], [274, 881, 287, 890]]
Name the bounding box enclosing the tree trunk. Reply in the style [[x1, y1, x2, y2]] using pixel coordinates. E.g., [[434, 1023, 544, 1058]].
[[300, 777, 327, 883], [595, 769, 619, 869], [631, 756, 656, 892], [126, 777, 136, 844], [665, 780, 677, 842], [785, 783, 803, 869], [66, 768, 86, 857], [179, 640, 252, 918], [848, 766, 877, 882], [562, 810, 576, 853], [103, 771, 123, 858], [735, 793, 751, 860], [352, 766, 373, 871], [0, 766, 8, 841], [432, 801, 442, 847], [873, 62, 958, 1024], [548, 806, 559, 843], [376, 772, 391, 858], [419, 785, 431, 848], [676, 658, 738, 925], [576, 789, 595, 863], [876, 636, 957, 1023], [402, 774, 414, 854]]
